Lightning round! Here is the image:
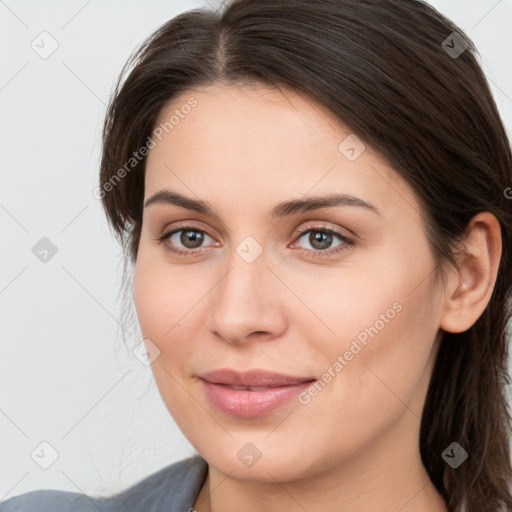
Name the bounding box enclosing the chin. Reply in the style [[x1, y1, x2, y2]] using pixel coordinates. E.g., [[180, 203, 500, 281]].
[[195, 440, 326, 483]]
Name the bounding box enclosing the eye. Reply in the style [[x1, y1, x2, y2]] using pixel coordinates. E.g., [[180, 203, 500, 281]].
[[156, 223, 354, 258], [292, 225, 354, 256], [158, 226, 216, 255]]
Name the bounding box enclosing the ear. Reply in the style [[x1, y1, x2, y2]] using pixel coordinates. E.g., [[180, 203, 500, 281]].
[[439, 212, 502, 334]]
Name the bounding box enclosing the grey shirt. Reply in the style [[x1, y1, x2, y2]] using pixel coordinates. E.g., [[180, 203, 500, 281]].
[[0, 455, 208, 512]]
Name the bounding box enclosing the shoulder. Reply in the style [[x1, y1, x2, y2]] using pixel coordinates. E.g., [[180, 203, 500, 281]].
[[0, 489, 99, 512], [108, 453, 208, 510], [0, 454, 208, 512]]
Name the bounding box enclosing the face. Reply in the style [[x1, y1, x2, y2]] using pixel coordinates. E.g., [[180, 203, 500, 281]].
[[134, 82, 445, 481]]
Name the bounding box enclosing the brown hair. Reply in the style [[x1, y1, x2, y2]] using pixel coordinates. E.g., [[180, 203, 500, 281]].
[[99, 0, 512, 509]]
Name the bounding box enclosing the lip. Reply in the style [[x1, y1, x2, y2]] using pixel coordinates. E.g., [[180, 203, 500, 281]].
[[199, 368, 316, 387], [198, 368, 316, 417]]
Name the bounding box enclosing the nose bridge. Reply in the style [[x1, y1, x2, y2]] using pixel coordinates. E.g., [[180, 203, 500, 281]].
[[207, 241, 285, 344]]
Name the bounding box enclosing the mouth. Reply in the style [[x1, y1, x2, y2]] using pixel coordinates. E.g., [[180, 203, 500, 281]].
[[198, 368, 316, 387], [216, 384, 294, 391], [197, 368, 317, 417]]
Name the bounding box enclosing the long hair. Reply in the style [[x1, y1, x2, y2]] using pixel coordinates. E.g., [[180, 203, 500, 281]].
[[98, 1, 512, 509]]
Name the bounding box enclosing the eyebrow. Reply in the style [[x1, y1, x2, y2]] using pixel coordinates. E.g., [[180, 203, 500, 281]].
[[143, 190, 381, 218]]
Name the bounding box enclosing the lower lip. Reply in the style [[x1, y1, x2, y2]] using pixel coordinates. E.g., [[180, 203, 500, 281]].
[[200, 379, 315, 417]]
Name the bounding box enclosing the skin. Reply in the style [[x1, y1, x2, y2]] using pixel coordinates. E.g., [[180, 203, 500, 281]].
[[133, 82, 502, 512]]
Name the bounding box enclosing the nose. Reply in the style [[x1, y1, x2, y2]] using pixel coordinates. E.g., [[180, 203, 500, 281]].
[[206, 247, 287, 346]]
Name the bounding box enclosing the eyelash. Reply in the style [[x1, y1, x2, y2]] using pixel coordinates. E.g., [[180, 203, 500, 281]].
[[156, 223, 354, 259]]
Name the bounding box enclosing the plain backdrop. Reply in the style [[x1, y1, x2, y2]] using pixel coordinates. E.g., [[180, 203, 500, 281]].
[[1, 0, 512, 501]]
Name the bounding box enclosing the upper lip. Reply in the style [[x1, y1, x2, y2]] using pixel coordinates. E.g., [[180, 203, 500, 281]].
[[198, 368, 316, 387]]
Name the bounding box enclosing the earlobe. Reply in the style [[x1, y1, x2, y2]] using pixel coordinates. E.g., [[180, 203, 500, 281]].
[[439, 212, 502, 334]]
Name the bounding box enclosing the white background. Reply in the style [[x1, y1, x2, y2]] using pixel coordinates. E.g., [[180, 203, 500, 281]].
[[1, 0, 511, 501]]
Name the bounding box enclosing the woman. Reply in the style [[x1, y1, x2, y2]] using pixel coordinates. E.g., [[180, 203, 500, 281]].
[[3, 0, 511, 510]]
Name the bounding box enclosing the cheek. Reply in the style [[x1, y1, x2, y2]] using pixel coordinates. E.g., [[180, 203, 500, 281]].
[[134, 250, 201, 339], [133, 253, 218, 375], [295, 238, 440, 414], [133, 256, 210, 430], [298, 229, 437, 359], [133, 261, 180, 374], [327, 288, 438, 449]]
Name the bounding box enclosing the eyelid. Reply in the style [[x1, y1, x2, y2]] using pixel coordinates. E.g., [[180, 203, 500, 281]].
[[292, 221, 353, 242], [156, 221, 355, 257], [289, 223, 354, 255], [156, 224, 218, 254], [157, 219, 219, 242]]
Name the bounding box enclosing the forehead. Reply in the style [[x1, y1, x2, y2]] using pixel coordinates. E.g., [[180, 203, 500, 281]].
[[144, 83, 419, 220], [162, 81, 345, 134], [150, 82, 346, 161]]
